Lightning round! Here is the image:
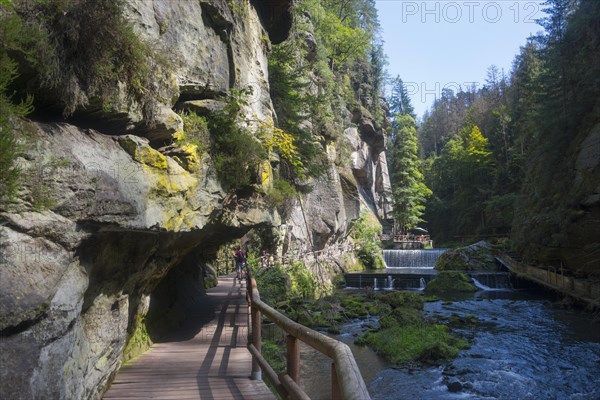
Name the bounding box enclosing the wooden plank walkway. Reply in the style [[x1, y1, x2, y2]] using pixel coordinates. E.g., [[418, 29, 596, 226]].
[[103, 275, 276, 400]]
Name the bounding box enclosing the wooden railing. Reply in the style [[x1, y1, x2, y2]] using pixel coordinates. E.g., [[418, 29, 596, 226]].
[[245, 264, 371, 400], [380, 233, 431, 243], [497, 254, 600, 307]]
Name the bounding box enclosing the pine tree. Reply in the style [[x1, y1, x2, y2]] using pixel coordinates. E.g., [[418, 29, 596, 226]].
[[389, 76, 415, 119], [390, 114, 431, 232]]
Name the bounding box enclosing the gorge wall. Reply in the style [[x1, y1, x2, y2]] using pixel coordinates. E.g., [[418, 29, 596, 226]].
[[0, 1, 392, 398]]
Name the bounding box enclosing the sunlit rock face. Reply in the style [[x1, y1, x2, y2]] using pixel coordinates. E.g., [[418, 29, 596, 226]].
[[0, 1, 391, 398], [0, 1, 281, 397], [0, 120, 279, 399]]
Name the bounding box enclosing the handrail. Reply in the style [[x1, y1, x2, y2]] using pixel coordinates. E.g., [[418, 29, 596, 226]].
[[246, 264, 371, 400]]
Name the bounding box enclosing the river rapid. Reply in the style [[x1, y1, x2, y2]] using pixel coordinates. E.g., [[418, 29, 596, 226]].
[[301, 289, 600, 400]]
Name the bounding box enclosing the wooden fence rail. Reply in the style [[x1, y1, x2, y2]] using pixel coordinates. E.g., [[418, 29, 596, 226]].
[[497, 254, 600, 308], [245, 264, 371, 400]]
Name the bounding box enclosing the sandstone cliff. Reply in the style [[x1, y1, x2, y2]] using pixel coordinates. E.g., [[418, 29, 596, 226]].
[[0, 1, 392, 398]]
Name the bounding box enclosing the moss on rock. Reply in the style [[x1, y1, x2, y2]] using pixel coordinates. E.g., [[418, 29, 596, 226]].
[[376, 291, 424, 310], [204, 265, 218, 289], [425, 271, 477, 293], [435, 241, 497, 271], [356, 324, 468, 365], [122, 317, 152, 363]]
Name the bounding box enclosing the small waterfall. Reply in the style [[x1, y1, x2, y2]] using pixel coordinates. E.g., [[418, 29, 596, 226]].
[[471, 273, 513, 290], [386, 275, 395, 290], [383, 249, 447, 269], [419, 277, 427, 290], [373, 278, 378, 290], [472, 277, 491, 291]]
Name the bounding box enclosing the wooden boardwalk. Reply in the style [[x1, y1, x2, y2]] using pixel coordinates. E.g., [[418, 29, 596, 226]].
[[103, 275, 275, 400]]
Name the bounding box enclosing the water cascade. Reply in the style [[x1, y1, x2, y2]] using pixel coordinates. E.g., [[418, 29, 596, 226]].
[[470, 273, 513, 290], [383, 249, 447, 269], [387, 276, 395, 290], [345, 249, 445, 290]]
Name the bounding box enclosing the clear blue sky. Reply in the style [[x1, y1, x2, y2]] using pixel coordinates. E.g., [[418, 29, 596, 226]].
[[376, 0, 546, 118]]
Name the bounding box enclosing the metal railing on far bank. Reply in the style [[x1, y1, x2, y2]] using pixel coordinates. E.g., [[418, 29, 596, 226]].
[[244, 263, 371, 400]]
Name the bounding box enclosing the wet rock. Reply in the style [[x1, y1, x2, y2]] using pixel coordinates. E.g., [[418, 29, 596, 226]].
[[446, 378, 463, 392]]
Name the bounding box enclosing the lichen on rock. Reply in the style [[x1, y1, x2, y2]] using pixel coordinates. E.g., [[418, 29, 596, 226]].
[[119, 135, 168, 170]]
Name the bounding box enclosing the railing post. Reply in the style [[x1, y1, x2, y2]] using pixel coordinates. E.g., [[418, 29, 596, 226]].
[[331, 362, 341, 400], [287, 334, 300, 384], [250, 272, 262, 381]]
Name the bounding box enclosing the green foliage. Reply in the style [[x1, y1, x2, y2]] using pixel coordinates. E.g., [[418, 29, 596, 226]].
[[254, 259, 319, 303], [0, 55, 32, 203], [418, 0, 600, 269], [317, 10, 371, 70], [205, 89, 266, 190], [2, 0, 163, 117], [389, 76, 415, 118], [268, 0, 385, 177], [287, 261, 317, 300], [267, 19, 330, 179], [261, 339, 286, 374], [213, 129, 263, 190], [389, 114, 431, 232], [265, 178, 297, 216], [350, 210, 385, 269], [424, 123, 493, 243], [435, 243, 497, 272], [259, 121, 306, 179], [170, 112, 211, 172], [226, 0, 248, 18], [177, 112, 210, 155], [255, 265, 289, 305]]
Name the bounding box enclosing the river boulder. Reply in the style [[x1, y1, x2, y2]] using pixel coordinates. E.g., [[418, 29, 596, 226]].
[[435, 241, 497, 271], [424, 271, 478, 293]]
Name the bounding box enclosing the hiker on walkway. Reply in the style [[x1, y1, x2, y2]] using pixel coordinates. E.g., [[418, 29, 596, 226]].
[[234, 247, 246, 281]]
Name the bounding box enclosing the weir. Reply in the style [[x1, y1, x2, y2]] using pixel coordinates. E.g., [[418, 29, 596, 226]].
[[345, 249, 447, 290], [383, 249, 447, 269], [470, 272, 513, 290]]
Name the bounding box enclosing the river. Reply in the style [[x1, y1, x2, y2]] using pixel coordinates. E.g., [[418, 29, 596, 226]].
[[300, 288, 600, 400]]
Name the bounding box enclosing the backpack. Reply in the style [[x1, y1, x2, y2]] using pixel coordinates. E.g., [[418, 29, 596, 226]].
[[235, 251, 245, 263]]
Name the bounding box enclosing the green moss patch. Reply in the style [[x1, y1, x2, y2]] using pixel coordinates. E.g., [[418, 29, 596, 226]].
[[122, 318, 152, 363], [425, 271, 477, 293], [376, 291, 424, 310], [356, 324, 468, 365]]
